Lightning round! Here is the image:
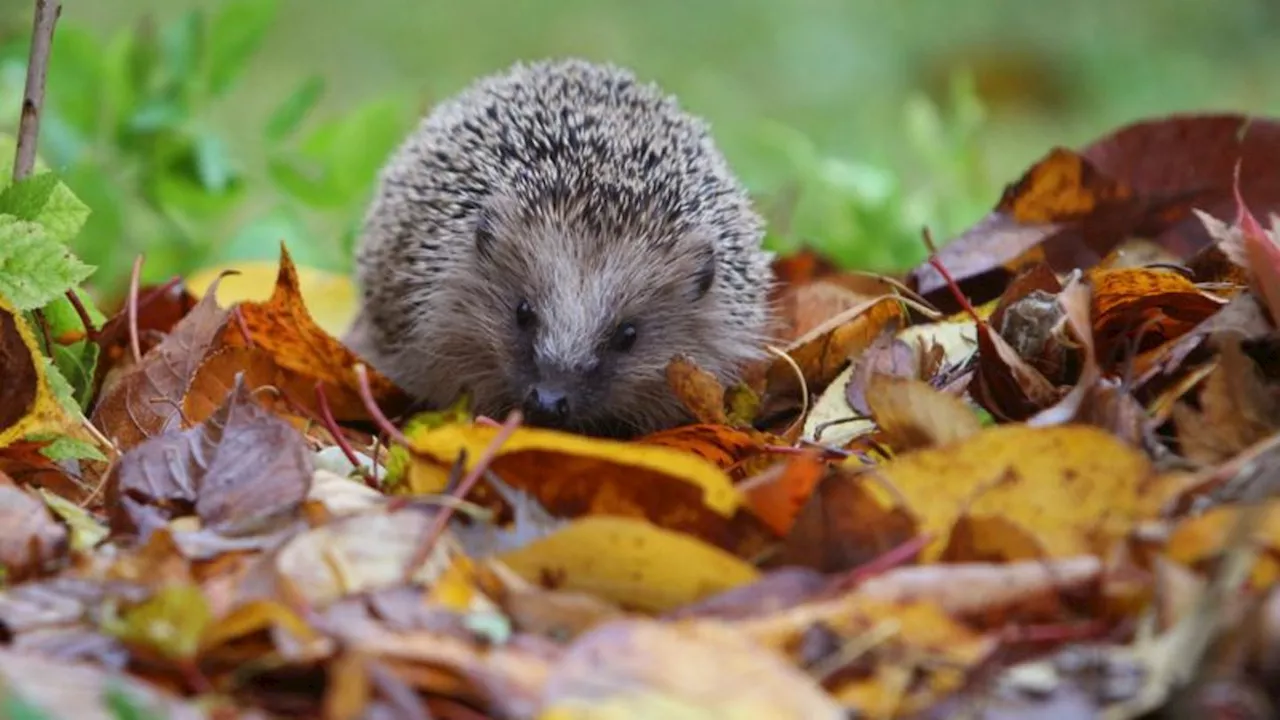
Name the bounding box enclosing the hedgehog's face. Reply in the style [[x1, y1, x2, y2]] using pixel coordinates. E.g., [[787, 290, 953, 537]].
[[462, 203, 725, 437]]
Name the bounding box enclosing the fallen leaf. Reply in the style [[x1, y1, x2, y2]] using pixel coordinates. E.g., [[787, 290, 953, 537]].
[[1088, 267, 1227, 368], [741, 453, 829, 537], [1173, 334, 1280, 466], [268, 506, 453, 608], [91, 275, 231, 450], [542, 619, 845, 719], [863, 424, 1161, 562], [406, 422, 776, 558], [0, 477, 67, 581], [777, 464, 918, 573], [666, 356, 730, 425], [106, 372, 312, 546], [186, 256, 359, 339], [855, 556, 1102, 625], [1164, 500, 1280, 590], [496, 516, 760, 613], [0, 295, 75, 447], [764, 294, 906, 407], [865, 374, 984, 452], [909, 114, 1280, 307], [634, 423, 779, 482], [0, 647, 208, 719], [215, 243, 410, 423]]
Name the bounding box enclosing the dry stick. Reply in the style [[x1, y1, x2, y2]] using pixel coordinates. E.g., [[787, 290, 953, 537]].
[[126, 255, 144, 364], [353, 363, 410, 448], [313, 381, 376, 489], [63, 289, 97, 340], [403, 409, 523, 581], [12, 0, 61, 182]]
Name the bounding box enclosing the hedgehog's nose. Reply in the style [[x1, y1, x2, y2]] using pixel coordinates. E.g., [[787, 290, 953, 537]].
[[523, 385, 571, 427]]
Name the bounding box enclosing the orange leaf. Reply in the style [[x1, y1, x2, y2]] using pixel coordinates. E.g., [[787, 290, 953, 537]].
[[218, 244, 411, 423]]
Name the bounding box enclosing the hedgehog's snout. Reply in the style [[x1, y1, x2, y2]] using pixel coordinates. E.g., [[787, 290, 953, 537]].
[[522, 383, 572, 428]]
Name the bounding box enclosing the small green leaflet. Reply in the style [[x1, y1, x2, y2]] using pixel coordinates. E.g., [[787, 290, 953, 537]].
[[0, 171, 91, 245], [0, 219, 94, 311]]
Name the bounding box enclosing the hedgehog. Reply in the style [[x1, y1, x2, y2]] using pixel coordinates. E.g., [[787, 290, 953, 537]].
[[344, 58, 775, 437]]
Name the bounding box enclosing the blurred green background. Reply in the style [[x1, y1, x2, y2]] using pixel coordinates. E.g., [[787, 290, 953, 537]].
[[2, 0, 1279, 300]]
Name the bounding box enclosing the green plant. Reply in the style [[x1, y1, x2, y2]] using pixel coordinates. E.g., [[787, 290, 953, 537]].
[[751, 71, 996, 272], [0, 0, 415, 300]]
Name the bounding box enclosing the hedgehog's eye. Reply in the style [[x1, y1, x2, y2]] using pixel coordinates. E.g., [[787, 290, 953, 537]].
[[610, 322, 638, 352], [515, 300, 536, 329]]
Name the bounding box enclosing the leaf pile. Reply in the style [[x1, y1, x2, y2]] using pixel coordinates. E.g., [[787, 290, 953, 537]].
[[5, 113, 1280, 719]]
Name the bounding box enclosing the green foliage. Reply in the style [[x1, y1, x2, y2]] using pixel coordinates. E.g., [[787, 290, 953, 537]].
[[0, 0, 416, 297], [752, 72, 996, 272]]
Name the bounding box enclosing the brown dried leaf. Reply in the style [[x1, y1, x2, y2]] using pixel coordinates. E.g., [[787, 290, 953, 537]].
[[0, 647, 208, 720], [1174, 334, 1280, 466], [218, 244, 410, 423], [106, 373, 312, 546], [665, 355, 729, 425], [91, 277, 231, 450], [970, 321, 1063, 421], [909, 114, 1280, 307], [0, 477, 67, 582], [542, 619, 846, 719], [777, 465, 918, 573], [865, 374, 983, 452]]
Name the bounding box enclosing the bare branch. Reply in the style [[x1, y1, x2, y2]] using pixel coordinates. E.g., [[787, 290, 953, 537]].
[[12, 0, 62, 182]]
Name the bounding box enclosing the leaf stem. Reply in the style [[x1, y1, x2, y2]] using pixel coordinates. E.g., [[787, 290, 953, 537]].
[[12, 0, 61, 181], [313, 381, 375, 489], [127, 255, 143, 364]]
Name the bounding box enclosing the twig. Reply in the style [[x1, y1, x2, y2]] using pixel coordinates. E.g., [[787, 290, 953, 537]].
[[127, 255, 143, 364], [403, 409, 523, 581], [12, 0, 61, 181], [354, 363, 409, 448], [63, 289, 97, 340], [314, 381, 375, 489]]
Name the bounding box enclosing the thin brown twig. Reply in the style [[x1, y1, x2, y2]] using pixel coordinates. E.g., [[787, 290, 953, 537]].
[[403, 409, 523, 582], [12, 0, 61, 181], [63, 289, 97, 340], [354, 363, 409, 447], [127, 255, 144, 364], [314, 381, 376, 489]]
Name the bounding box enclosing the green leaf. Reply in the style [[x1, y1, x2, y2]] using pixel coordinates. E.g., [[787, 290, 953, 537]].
[[0, 173, 58, 218], [103, 684, 165, 720], [265, 75, 325, 142], [37, 487, 110, 550], [0, 218, 95, 310], [205, 0, 277, 96], [46, 26, 107, 137], [30, 435, 107, 465], [42, 357, 80, 417], [0, 689, 56, 720], [51, 341, 99, 411], [160, 11, 203, 92], [193, 132, 234, 192]]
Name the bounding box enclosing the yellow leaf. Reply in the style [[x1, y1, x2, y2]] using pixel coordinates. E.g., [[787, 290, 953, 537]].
[[106, 584, 212, 661], [1165, 500, 1280, 589], [200, 598, 320, 652], [186, 257, 358, 338], [0, 295, 75, 447], [407, 422, 742, 517], [497, 516, 760, 613], [859, 424, 1161, 562]]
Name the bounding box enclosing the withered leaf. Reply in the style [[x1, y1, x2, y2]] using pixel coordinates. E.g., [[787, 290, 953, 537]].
[[909, 114, 1280, 307], [107, 372, 312, 545], [865, 374, 983, 452], [1174, 334, 1280, 466], [665, 355, 729, 425], [218, 243, 410, 423], [0, 477, 68, 581], [970, 321, 1063, 422], [91, 276, 231, 451], [776, 465, 918, 574]]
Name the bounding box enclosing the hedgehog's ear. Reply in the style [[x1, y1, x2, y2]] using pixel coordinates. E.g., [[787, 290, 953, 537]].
[[692, 245, 716, 300], [474, 209, 497, 261]]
